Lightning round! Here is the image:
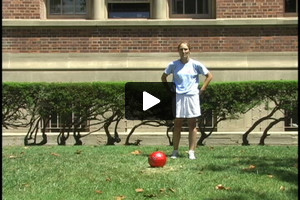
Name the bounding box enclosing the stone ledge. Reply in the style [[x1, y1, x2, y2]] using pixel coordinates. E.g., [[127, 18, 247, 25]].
[[2, 52, 298, 70], [2, 18, 298, 27], [2, 132, 298, 146], [3, 131, 298, 136]]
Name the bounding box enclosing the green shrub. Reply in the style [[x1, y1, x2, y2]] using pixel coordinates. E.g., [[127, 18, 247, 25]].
[[2, 81, 297, 146]]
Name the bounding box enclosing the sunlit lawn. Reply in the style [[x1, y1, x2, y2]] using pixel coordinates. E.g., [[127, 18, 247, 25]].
[[3, 145, 298, 200]]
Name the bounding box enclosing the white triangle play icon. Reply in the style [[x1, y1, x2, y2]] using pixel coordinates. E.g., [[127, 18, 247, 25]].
[[143, 91, 160, 111]]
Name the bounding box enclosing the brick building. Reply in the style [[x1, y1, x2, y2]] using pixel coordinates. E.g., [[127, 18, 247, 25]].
[[2, 0, 298, 135]]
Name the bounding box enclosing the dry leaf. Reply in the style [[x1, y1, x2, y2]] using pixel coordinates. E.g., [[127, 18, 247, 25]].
[[131, 150, 142, 155], [135, 188, 144, 193], [160, 188, 166, 193], [22, 183, 30, 188], [215, 184, 231, 190], [106, 177, 112, 182], [116, 195, 126, 200], [51, 153, 60, 157], [280, 186, 286, 191], [249, 165, 256, 169], [95, 190, 103, 194], [243, 165, 256, 170], [169, 188, 176, 193], [9, 155, 18, 159], [215, 184, 225, 190]]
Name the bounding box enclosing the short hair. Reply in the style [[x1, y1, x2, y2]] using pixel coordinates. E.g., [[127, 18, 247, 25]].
[[177, 42, 191, 50]]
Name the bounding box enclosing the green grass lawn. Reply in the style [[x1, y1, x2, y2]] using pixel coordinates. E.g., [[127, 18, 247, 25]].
[[3, 145, 298, 200]]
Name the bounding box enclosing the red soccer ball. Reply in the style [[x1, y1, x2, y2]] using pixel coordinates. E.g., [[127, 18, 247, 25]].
[[148, 151, 167, 167]]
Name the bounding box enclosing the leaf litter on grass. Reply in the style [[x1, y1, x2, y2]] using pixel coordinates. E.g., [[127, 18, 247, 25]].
[[3, 145, 297, 200]]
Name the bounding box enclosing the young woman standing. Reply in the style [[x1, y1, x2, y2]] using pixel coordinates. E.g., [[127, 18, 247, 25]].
[[161, 42, 213, 159]]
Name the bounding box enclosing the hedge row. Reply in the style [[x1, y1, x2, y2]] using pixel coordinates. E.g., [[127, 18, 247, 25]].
[[2, 81, 298, 146]]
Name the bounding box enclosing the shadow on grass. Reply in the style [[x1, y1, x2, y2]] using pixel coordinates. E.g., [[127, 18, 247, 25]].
[[203, 187, 298, 200], [201, 154, 298, 185]]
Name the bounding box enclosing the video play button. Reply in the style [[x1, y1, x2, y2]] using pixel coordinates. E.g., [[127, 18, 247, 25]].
[[143, 91, 160, 111], [125, 82, 175, 120]]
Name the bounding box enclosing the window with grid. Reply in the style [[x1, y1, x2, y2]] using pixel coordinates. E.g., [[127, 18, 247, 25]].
[[44, 112, 89, 132], [284, 0, 298, 16], [284, 106, 298, 131], [181, 110, 217, 132], [48, 0, 89, 18], [170, 0, 214, 18]]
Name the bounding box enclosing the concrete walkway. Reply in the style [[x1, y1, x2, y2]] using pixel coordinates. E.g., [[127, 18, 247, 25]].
[[2, 132, 298, 146]]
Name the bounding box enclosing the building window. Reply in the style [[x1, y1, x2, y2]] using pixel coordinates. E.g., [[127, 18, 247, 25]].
[[48, 0, 89, 19], [170, 0, 214, 18], [182, 110, 217, 132], [44, 112, 89, 132], [108, 2, 150, 18], [284, 106, 298, 131], [284, 0, 298, 16], [200, 110, 217, 132]]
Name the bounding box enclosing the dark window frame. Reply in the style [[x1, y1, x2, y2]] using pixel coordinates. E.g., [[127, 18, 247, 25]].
[[169, 0, 215, 19], [44, 112, 89, 133], [181, 110, 217, 132], [284, 106, 298, 131], [284, 0, 298, 17], [107, 2, 151, 19], [47, 0, 90, 19]]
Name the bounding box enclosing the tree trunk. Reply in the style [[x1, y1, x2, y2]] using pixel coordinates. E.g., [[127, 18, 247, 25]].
[[259, 117, 285, 145], [242, 106, 279, 145], [57, 127, 69, 145], [73, 131, 83, 145], [104, 122, 115, 145], [166, 125, 174, 146]]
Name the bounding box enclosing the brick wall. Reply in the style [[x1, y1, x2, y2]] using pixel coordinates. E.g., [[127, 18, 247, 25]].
[[2, 0, 42, 19], [2, 0, 297, 53], [216, 0, 284, 18], [2, 26, 298, 53], [2, 0, 287, 20]]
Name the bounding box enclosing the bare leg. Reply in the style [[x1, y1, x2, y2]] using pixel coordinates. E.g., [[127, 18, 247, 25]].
[[187, 118, 197, 151], [173, 118, 183, 150]]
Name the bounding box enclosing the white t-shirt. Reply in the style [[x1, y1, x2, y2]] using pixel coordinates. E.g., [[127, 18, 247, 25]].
[[164, 58, 209, 95]]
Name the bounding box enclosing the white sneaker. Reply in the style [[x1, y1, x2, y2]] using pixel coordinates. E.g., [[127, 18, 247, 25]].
[[170, 150, 180, 159], [188, 150, 196, 160]]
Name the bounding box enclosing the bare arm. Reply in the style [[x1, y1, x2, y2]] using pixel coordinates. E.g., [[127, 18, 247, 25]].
[[161, 73, 168, 82], [161, 73, 174, 94], [200, 72, 213, 93]]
